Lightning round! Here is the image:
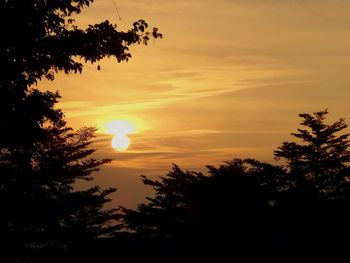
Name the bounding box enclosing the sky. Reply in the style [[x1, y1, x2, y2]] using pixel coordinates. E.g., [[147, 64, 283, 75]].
[[40, 0, 350, 208]]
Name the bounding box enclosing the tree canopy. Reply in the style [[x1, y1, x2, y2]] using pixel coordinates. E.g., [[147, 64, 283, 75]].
[[0, 0, 162, 90], [122, 110, 350, 248], [0, 112, 119, 260], [0, 0, 162, 260], [0, 0, 162, 157], [121, 159, 285, 245], [274, 109, 350, 199]]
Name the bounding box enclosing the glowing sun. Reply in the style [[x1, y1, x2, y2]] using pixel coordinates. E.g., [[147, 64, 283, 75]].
[[105, 120, 135, 152], [111, 135, 130, 151]]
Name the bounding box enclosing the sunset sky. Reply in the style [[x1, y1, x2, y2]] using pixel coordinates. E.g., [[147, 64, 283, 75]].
[[40, 0, 350, 207]]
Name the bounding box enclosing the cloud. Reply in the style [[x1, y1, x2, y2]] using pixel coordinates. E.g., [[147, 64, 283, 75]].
[[40, 0, 350, 208]]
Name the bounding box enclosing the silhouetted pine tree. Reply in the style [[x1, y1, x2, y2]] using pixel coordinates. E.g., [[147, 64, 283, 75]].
[[0, 0, 161, 260], [122, 165, 208, 238], [273, 110, 350, 247], [123, 111, 350, 248], [122, 159, 284, 246], [0, 91, 119, 260], [274, 109, 350, 200]]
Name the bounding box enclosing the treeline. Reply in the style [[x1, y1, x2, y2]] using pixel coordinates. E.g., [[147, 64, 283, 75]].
[[120, 110, 350, 250]]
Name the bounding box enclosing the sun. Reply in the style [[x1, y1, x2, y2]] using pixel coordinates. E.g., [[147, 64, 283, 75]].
[[105, 120, 135, 152], [111, 135, 130, 151]]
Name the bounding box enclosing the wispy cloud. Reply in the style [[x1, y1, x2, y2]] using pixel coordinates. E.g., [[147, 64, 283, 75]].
[[40, 0, 350, 207]]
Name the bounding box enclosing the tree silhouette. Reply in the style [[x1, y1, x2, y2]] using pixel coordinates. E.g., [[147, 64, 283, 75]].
[[122, 165, 208, 238], [0, 0, 161, 260], [122, 111, 350, 248], [274, 109, 350, 200], [0, 0, 161, 158], [0, 0, 161, 89], [0, 92, 120, 260], [273, 110, 350, 247], [122, 159, 285, 248]]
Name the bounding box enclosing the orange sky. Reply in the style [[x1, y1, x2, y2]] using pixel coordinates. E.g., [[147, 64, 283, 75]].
[[40, 0, 350, 208]]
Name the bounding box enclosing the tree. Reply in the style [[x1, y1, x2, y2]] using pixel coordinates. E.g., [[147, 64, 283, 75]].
[[0, 0, 162, 90], [0, 92, 121, 261], [0, 0, 162, 157], [272, 110, 350, 247], [122, 165, 208, 239], [122, 159, 284, 247], [122, 111, 350, 248], [274, 109, 350, 199], [0, 0, 162, 166], [0, 0, 161, 260]]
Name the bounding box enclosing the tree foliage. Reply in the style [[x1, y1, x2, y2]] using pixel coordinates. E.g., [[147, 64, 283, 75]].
[[122, 159, 285, 243], [122, 165, 208, 238], [0, 92, 121, 260], [0, 0, 162, 89], [274, 109, 350, 199], [0, 0, 162, 156], [0, 0, 161, 260], [122, 110, 350, 248]]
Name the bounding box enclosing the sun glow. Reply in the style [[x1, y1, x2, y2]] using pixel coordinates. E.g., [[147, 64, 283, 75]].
[[105, 120, 135, 152], [111, 135, 130, 151]]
